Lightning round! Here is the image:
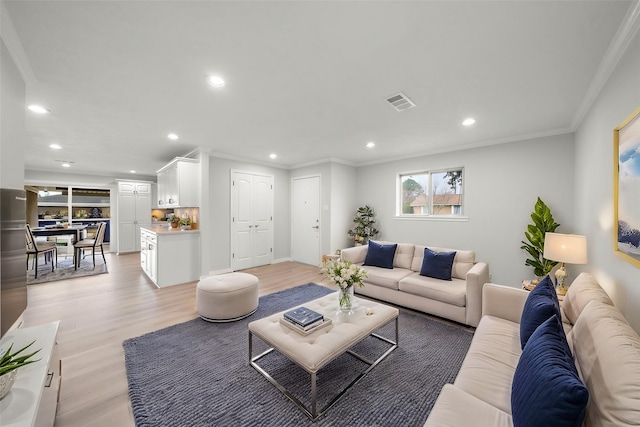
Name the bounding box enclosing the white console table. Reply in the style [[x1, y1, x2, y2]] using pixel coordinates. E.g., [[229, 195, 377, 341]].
[[0, 321, 60, 427]]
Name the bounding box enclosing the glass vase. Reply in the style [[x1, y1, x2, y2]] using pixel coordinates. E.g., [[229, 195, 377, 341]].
[[339, 286, 354, 312]]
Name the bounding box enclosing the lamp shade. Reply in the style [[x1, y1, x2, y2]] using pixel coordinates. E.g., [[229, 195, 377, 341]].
[[543, 233, 588, 264]]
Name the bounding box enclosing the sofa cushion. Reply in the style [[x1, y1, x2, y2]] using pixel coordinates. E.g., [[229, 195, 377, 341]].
[[364, 241, 397, 269], [420, 247, 456, 280], [563, 272, 613, 325], [360, 264, 414, 290], [424, 384, 513, 427], [512, 315, 589, 427], [520, 275, 560, 349], [411, 245, 475, 280], [571, 300, 640, 427], [453, 315, 522, 415], [399, 273, 466, 307], [393, 243, 414, 269]]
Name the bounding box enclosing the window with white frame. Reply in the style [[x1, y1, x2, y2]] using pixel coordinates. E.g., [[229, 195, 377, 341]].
[[398, 168, 464, 216]]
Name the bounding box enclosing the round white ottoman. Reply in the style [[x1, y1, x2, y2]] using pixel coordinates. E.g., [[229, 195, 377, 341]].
[[196, 272, 259, 322]]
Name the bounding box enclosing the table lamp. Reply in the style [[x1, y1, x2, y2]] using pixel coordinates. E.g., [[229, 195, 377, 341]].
[[543, 232, 588, 295]]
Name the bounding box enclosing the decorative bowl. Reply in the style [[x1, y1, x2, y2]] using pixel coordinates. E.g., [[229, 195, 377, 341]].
[[0, 370, 18, 400]]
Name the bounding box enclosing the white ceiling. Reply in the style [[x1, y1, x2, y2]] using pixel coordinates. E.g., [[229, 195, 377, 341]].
[[3, 1, 636, 177]]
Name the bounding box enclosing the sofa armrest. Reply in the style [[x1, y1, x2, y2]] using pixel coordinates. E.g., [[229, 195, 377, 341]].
[[464, 262, 489, 327], [482, 283, 529, 324], [340, 245, 368, 264]]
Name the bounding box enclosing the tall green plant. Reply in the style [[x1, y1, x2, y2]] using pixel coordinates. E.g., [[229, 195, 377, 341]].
[[347, 205, 379, 243], [520, 197, 560, 277]]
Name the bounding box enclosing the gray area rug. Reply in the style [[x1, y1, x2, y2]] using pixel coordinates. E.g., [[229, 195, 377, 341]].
[[123, 283, 473, 427], [27, 255, 108, 284]]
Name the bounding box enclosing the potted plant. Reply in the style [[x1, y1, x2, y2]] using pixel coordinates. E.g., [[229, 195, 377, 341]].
[[179, 217, 191, 230], [170, 216, 180, 229], [520, 197, 560, 279], [0, 340, 41, 400], [347, 205, 379, 245]]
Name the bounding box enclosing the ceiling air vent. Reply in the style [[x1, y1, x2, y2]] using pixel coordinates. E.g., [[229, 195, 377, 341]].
[[386, 92, 416, 112]]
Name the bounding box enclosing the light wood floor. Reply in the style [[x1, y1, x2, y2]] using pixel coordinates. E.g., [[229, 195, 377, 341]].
[[22, 253, 329, 427]]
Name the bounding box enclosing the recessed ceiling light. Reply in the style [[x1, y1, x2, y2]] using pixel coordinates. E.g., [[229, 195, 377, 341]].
[[366, 142, 376, 148], [49, 143, 62, 149], [130, 170, 136, 174], [167, 133, 179, 140], [269, 153, 277, 159], [28, 105, 49, 114], [61, 162, 71, 168], [462, 118, 476, 126], [207, 75, 225, 87]]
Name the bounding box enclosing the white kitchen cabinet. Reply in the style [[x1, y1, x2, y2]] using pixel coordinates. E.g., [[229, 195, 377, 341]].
[[140, 226, 200, 287], [140, 228, 157, 282], [116, 181, 152, 254], [0, 321, 60, 427], [156, 157, 199, 208]]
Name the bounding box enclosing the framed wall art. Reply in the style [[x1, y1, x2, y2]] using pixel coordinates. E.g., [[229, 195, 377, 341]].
[[614, 106, 640, 267]]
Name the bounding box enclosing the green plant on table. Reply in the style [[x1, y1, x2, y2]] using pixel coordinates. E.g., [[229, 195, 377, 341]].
[[520, 197, 560, 278], [0, 340, 41, 377]]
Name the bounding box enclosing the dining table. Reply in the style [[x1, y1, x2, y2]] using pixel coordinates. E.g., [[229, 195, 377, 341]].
[[30, 224, 88, 244]]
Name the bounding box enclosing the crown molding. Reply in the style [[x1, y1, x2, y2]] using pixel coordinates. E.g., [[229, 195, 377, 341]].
[[0, 1, 37, 85], [570, 0, 640, 130]]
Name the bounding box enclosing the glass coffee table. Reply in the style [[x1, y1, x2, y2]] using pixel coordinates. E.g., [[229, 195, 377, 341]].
[[248, 292, 399, 421]]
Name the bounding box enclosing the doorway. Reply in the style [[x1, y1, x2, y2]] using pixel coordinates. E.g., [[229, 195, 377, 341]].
[[231, 171, 274, 271], [291, 175, 321, 266]]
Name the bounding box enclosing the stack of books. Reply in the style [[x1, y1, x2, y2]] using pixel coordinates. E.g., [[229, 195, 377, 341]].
[[280, 306, 332, 335]]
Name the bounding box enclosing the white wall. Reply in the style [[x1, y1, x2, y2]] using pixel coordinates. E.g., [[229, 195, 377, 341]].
[[0, 39, 25, 190], [330, 162, 358, 254], [354, 133, 575, 285], [206, 156, 290, 273], [574, 28, 640, 332]]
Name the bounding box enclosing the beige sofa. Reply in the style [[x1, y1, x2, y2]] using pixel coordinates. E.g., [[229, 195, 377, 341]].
[[424, 273, 640, 426], [340, 242, 489, 327]]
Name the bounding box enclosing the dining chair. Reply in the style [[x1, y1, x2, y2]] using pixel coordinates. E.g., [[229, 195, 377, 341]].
[[25, 224, 57, 279], [74, 222, 107, 270]]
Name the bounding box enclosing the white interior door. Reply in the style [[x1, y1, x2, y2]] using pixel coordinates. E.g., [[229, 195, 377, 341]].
[[231, 172, 274, 270], [291, 175, 320, 266]]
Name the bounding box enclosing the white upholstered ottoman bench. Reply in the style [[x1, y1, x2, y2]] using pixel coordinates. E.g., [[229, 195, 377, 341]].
[[196, 272, 259, 322]]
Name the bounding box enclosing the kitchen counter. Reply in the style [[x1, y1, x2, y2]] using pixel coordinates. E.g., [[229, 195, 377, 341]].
[[143, 225, 200, 235], [140, 227, 201, 287]]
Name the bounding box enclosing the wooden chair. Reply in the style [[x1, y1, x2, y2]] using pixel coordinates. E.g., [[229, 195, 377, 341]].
[[74, 222, 107, 270], [25, 224, 57, 279]]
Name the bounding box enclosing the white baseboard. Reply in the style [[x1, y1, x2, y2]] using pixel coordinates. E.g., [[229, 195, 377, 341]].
[[272, 257, 292, 264]]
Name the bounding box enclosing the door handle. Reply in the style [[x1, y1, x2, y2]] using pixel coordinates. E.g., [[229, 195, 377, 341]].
[[248, 225, 253, 228], [312, 226, 319, 229], [255, 225, 259, 228]]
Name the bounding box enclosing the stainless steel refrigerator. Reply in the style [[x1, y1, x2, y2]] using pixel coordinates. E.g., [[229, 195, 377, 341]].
[[1, 188, 27, 337]]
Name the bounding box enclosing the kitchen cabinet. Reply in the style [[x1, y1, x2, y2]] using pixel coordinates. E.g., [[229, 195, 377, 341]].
[[140, 228, 157, 282], [140, 226, 200, 287], [156, 158, 199, 208], [0, 321, 60, 427], [116, 181, 152, 254]]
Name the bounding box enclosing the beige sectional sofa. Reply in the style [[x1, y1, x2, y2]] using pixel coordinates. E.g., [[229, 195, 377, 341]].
[[340, 241, 489, 327], [424, 273, 640, 426]]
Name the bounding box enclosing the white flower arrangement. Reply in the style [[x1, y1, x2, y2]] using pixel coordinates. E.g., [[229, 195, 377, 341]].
[[321, 259, 367, 290]]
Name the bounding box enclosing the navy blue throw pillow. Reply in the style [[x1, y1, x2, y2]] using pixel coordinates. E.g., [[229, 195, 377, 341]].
[[512, 315, 589, 427], [520, 275, 561, 349], [363, 241, 397, 269], [419, 247, 456, 281]]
